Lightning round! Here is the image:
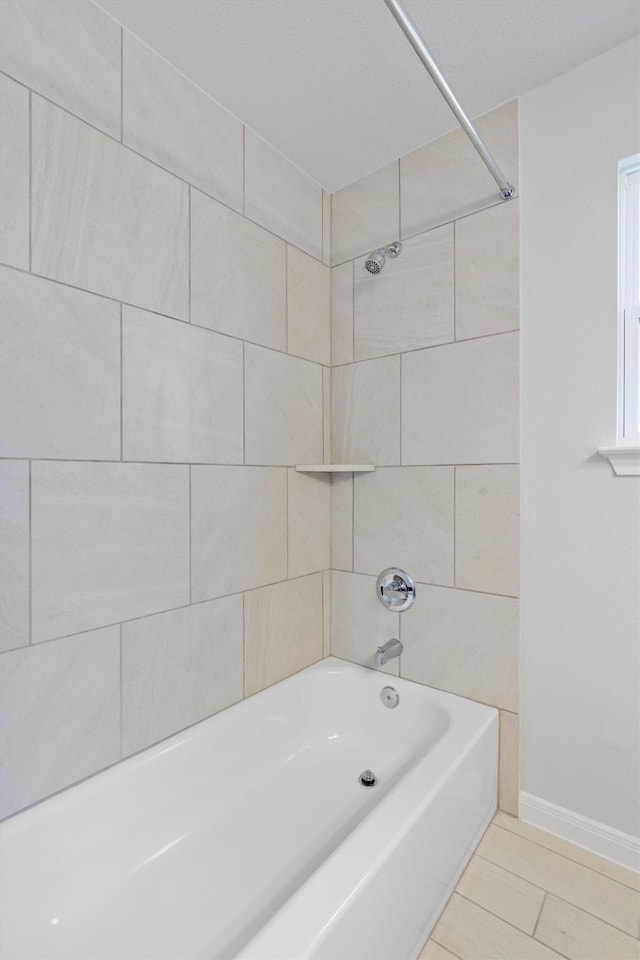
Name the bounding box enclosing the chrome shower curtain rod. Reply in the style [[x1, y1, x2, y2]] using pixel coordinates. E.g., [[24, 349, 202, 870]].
[[384, 0, 515, 200]]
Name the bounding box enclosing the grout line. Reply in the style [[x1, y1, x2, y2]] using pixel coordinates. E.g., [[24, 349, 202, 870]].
[[350, 474, 354, 571], [188, 186, 192, 322], [285, 245, 289, 354], [430, 941, 463, 960], [8, 568, 325, 654], [119, 304, 123, 460], [188, 464, 192, 604], [351, 259, 355, 363], [118, 624, 123, 757], [321, 188, 324, 267], [0, 262, 337, 368], [453, 465, 456, 586], [27, 459, 32, 644], [322, 368, 325, 464], [8, 81, 327, 265], [534, 890, 640, 941], [397, 159, 402, 240], [451, 890, 576, 959], [242, 125, 246, 216], [331, 194, 512, 268], [491, 821, 640, 889], [453, 219, 458, 340], [28, 89, 32, 272], [242, 342, 246, 464], [242, 590, 246, 698], [285, 467, 290, 578], [119, 28, 124, 143], [531, 891, 547, 939], [0, 261, 518, 365], [472, 853, 548, 895], [399, 353, 403, 464]]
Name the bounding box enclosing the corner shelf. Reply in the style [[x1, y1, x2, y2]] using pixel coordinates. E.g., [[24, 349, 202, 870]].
[[295, 464, 376, 473]]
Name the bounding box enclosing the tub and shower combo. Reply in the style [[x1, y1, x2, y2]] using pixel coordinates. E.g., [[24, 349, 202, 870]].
[[1, 656, 498, 960], [1, 0, 515, 955]]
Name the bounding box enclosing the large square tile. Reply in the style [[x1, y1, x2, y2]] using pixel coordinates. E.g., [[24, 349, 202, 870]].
[[0, 460, 29, 652], [402, 332, 519, 464], [191, 465, 287, 601], [455, 200, 520, 340], [331, 262, 354, 366], [32, 97, 189, 319], [354, 467, 454, 586], [31, 462, 190, 642], [122, 306, 243, 464], [244, 573, 323, 696], [354, 225, 454, 360], [456, 465, 519, 596], [0, 0, 121, 138], [0, 268, 121, 460], [244, 129, 323, 259], [287, 245, 330, 365], [0, 75, 29, 270], [123, 33, 243, 211], [288, 469, 330, 578], [245, 345, 323, 465], [332, 356, 400, 465], [401, 101, 518, 238], [191, 189, 286, 350], [122, 595, 244, 756], [331, 571, 400, 675], [0, 627, 121, 818], [401, 585, 519, 711], [331, 161, 399, 265]]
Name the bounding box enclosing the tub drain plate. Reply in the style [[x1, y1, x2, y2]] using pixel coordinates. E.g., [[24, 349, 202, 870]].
[[358, 769, 377, 787]]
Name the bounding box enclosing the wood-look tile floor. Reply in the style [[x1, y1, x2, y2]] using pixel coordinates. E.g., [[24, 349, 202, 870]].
[[419, 811, 640, 960]]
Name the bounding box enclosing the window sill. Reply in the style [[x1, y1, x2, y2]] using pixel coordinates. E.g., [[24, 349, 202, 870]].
[[598, 446, 640, 476]]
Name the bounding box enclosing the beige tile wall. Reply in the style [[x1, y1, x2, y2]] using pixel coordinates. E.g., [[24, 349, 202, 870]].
[[0, 1, 520, 821], [330, 99, 520, 815], [0, 0, 330, 818]]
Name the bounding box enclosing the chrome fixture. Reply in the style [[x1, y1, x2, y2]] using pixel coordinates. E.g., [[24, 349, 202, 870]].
[[375, 638, 403, 667], [380, 686, 400, 709], [383, 0, 515, 201], [358, 769, 377, 787], [364, 241, 402, 275], [376, 568, 416, 612]]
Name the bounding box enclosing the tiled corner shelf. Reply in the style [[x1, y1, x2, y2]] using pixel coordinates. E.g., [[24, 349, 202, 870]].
[[295, 464, 376, 473], [597, 446, 640, 476]]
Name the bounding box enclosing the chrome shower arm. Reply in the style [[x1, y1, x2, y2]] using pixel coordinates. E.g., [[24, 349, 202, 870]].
[[383, 0, 515, 201]]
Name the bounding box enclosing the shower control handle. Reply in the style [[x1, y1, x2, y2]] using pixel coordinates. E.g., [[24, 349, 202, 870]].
[[376, 568, 416, 612]]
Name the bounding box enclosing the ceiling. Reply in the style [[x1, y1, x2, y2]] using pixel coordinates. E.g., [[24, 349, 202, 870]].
[[95, 0, 640, 192]]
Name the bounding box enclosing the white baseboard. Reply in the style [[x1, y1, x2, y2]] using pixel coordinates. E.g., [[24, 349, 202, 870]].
[[519, 793, 640, 872]]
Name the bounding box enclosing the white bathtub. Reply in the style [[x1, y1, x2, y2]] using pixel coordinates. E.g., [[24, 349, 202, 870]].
[[1, 656, 498, 960]]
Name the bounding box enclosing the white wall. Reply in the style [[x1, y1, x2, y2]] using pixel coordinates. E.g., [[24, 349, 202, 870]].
[[520, 37, 640, 841]]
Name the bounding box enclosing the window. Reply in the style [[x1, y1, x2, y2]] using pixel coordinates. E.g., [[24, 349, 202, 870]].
[[618, 155, 640, 443]]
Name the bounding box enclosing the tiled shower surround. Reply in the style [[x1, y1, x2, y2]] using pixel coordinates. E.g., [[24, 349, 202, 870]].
[[0, 0, 518, 820], [329, 99, 520, 816]]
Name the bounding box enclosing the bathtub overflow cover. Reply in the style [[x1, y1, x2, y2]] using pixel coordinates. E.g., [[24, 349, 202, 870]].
[[358, 769, 377, 787], [380, 686, 400, 708]]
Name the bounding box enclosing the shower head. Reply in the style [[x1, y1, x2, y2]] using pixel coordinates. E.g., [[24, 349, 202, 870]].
[[364, 241, 402, 275]]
